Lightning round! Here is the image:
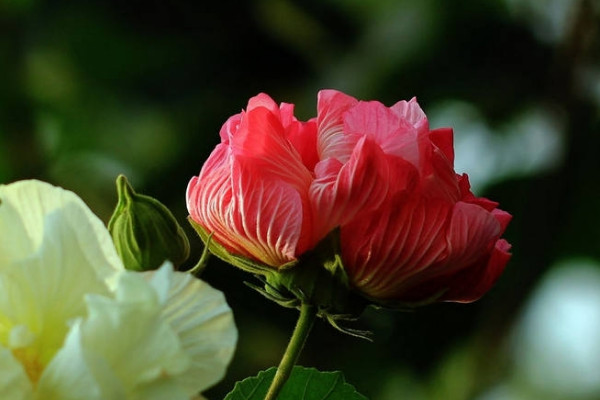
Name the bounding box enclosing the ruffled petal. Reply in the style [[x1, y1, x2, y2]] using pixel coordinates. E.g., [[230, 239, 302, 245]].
[[189, 152, 305, 267], [145, 265, 237, 394], [316, 89, 359, 162], [428, 127, 454, 166], [390, 97, 428, 132], [0, 205, 112, 373], [0, 180, 123, 285], [39, 272, 191, 399], [285, 118, 319, 172], [343, 100, 420, 165], [310, 137, 415, 240], [218, 114, 242, 144], [231, 101, 313, 191], [227, 158, 305, 265], [441, 239, 512, 303], [37, 322, 124, 400], [445, 202, 503, 268], [246, 92, 281, 114], [342, 193, 451, 299]]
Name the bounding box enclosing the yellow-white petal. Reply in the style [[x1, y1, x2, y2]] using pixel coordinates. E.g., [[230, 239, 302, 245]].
[[146, 264, 238, 394], [0, 180, 123, 285], [36, 321, 125, 400], [0, 201, 112, 379], [39, 271, 192, 400]]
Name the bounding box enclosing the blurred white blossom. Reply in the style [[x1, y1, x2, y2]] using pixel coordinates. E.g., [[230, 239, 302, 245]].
[[0, 180, 237, 399]]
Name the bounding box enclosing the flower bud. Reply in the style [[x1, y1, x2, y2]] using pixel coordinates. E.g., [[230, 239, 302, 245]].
[[109, 175, 190, 271]]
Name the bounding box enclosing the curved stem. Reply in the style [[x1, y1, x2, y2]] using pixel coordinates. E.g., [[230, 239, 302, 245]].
[[265, 303, 317, 400], [187, 238, 212, 276]]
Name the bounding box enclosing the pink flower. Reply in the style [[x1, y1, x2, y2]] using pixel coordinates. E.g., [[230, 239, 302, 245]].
[[315, 90, 511, 303], [187, 90, 511, 305], [186, 93, 320, 267]]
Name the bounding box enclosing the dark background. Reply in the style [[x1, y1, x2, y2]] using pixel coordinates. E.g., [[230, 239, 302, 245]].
[[1, 0, 599, 399]]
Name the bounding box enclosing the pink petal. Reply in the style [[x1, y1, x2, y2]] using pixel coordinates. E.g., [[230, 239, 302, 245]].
[[246, 93, 280, 114], [286, 118, 319, 171], [219, 114, 242, 144], [428, 127, 454, 166], [390, 97, 428, 132], [343, 100, 420, 165], [187, 143, 232, 222], [492, 209, 512, 233], [227, 158, 304, 266], [310, 137, 414, 241], [456, 174, 500, 211], [441, 238, 512, 303], [279, 102, 296, 127], [231, 106, 313, 191], [418, 142, 461, 202], [342, 193, 451, 299], [188, 153, 304, 267], [444, 202, 502, 269], [316, 89, 359, 162]]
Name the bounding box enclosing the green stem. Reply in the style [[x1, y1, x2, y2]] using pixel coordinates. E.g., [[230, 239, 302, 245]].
[[265, 303, 317, 400], [187, 237, 212, 276]]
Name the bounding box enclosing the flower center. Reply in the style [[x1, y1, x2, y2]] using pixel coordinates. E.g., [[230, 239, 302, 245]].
[[12, 347, 44, 384], [0, 321, 48, 386]]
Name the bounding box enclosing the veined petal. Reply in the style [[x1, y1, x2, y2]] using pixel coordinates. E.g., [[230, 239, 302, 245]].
[[419, 141, 462, 202], [228, 158, 305, 266], [83, 273, 189, 385], [393, 202, 508, 302], [445, 202, 502, 268], [231, 104, 313, 190], [219, 114, 242, 144], [0, 347, 33, 400], [246, 92, 280, 114], [189, 153, 305, 266], [39, 272, 192, 399], [0, 180, 123, 285], [342, 193, 451, 299], [389, 97, 428, 132], [441, 239, 512, 303], [310, 137, 414, 240], [428, 127, 454, 166], [37, 322, 125, 400], [285, 118, 319, 172], [145, 264, 237, 394], [343, 100, 420, 165], [0, 205, 112, 375], [316, 89, 359, 162]]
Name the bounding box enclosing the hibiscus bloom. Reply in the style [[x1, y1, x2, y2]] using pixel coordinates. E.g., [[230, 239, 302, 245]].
[[0, 180, 237, 399]]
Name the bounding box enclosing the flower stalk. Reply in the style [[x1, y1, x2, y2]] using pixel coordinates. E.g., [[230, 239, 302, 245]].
[[265, 303, 317, 400]]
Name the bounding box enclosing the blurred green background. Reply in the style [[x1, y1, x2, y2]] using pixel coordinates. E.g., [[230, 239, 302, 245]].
[[1, 0, 600, 399]]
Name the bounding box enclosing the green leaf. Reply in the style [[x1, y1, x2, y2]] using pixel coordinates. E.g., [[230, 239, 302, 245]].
[[224, 366, 369, 400]]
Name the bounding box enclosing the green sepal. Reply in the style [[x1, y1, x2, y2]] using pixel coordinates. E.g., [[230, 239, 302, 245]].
[[260, 230, 370, 335], [108, 175, 190, 271], [188, 221, 371, 337]]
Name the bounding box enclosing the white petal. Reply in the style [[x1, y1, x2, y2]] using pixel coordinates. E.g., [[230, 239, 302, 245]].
[[37, 321, 125, 400], [79, 273, 189, 387], [145, 265, 237, 394], [0, 209, 111, 365], [0, 180, 123, 286]]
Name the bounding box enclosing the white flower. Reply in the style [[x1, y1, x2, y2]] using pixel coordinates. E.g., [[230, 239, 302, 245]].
[[0, 180, 237, 400]]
